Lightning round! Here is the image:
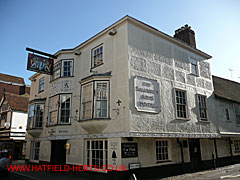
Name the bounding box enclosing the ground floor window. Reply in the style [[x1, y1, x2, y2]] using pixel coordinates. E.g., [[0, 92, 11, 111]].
[[30, 142, 40, 161], [156, 140, 169, 162], [234, 140, 240, 152], [86, 140, 108, 169]]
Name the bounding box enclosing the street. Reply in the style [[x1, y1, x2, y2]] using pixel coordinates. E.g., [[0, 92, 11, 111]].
[[0, 173, 31, 180]]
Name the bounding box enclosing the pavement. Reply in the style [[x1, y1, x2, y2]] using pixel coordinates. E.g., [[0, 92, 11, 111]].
[[6, 160, 240, 180], [159, 164, 240, 180]]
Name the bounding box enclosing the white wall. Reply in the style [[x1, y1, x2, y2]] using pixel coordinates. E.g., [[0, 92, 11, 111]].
[[11, 111, 28, 140]]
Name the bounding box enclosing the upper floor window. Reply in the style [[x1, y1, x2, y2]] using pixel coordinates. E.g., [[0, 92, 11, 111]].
[[39, 77, 45, 92], [28, 104, 44, 129], [235, 108, 240, 125], [92, 45, 103, 68], [190, 57, 198, 75], [226, 108, 230, 121], [197, 95, 208, 121], [156, 140, 169, 162], [175, 89, 188, 119], [62, 60, 73, 77], [59, 94, 71, 124], [81, 81, 109, 120], [0, 113, 7, 128]]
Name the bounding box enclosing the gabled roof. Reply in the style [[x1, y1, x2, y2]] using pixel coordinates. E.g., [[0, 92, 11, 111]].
[[212, 75, 240, 104], [2, 93, 29, 112], [54, 15, 212, 59], [0, 73, 25, 85]]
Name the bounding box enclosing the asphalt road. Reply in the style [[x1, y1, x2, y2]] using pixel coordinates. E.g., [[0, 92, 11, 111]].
[[0, 173, 31, 180]]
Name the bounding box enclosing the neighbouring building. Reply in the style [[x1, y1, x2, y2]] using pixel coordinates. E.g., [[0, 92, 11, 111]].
[[0, 73, 30, 160], [25, 16, 240, 179]]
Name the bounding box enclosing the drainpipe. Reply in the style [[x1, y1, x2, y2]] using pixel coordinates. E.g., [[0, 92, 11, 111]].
[[213, 138, 218, 168], [177, 138, 185, 172], [229, 138, 233, 164]]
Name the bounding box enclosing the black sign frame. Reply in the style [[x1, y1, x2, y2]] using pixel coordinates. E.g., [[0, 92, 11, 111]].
[[121, 143, 138, 158]]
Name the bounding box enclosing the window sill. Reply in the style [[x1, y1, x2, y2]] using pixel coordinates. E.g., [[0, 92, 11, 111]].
[[198, 120, 210, 123], [156, 160, 172, 164], [175, 118, 190, 121], [79, 118, 111, 122], [234, 150, 240, 153], [91, 63, 104, 69], [38, 90, 44, 94], [46, 123, 71, 127], [189, 73, 199, 77]]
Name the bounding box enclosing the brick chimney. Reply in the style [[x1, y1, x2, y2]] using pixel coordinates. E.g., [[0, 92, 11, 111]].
[[174, 24, 196, 48]]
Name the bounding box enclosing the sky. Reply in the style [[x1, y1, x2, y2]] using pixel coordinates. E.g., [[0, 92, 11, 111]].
[[0, 0, 240, 85]]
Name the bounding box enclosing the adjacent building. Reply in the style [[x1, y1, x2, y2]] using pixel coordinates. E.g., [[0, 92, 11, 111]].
[[25, 16, 240, 179], [0, 73, 30, 160]]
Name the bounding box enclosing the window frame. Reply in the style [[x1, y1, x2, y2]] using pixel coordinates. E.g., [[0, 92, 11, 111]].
[[197, 94, 208, 121], [30, 141, 40, 162], [61, 59, 74, 77], [234, 140, 240, 152], [155, 139, 170, 162], [91, 44, 104, 69], [189, 57, 198, 76], [58, 94, 72, 124], [174, 89, 188, 120], [38, 77, 45, 93], [85, 139, 108, 170], [226, 108, 230, 121], [235, 108, 240, 125], [80, 80, 110, 120], [28, 103, 44, 129]]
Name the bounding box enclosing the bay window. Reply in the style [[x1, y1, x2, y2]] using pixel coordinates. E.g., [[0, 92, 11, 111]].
[[28, 104, 44, 129], [81, 81, 109, 120]]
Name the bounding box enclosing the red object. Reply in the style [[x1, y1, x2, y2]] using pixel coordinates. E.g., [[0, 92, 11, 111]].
[[9, 155, 11, 159]]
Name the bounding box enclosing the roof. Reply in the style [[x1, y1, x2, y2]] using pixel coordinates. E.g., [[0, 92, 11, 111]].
[[54, 15, 212, 59], [0, 73, 25, 85], [4, 93, 29, 112], [212, 75, 240, 104]]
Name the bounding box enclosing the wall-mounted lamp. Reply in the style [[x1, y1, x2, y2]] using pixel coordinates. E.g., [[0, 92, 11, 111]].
[[74, 50, 81, 56], [109, 28, 117, 36]]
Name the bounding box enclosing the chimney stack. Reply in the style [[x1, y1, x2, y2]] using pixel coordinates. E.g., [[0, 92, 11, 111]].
[[174, 24, 196, 48]]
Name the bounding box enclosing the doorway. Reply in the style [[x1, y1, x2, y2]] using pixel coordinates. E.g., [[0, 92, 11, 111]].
[[188, 139, 202, 172], [50, 140, 66, 165]]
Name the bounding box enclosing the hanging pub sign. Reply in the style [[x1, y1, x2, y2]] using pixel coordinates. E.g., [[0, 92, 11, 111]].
[[27, 53, 53, 75]]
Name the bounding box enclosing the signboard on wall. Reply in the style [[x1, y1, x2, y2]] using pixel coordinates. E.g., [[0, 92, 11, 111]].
[[121, 143, 138, 158], [27, 53, 53, 75], [134, 76, 160, 113]]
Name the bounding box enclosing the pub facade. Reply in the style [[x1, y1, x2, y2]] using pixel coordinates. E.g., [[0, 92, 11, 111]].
[[25, 16, 240, 179]]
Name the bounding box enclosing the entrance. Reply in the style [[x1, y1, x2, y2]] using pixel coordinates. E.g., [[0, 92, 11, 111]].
[[188, 139, 202, 172], [50, 140, 66, 165]]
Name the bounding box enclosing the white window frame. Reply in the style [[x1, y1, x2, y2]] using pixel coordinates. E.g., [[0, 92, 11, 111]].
[[91, 44, 103, 68], [235, 108, 240, 125], [28, 104, 44, 129], [85, 139, 108, 170], [94, 81, 109, 119], [197, 94, 208, 121], [81, 81, 109, 120], [234, 140, 240, 152], [155, 140, 170, 162], [30, 141, 40, 162], [174, 89, 188, 120], [58, 94, 71, 124], [226, 108, 230, 121], [39, 77, 45, 92], [189, 57, 198, 76], [61, 60, 73, 77]]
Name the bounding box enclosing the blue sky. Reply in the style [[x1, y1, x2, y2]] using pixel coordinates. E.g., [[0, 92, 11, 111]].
[[0, 0, 239, 85]]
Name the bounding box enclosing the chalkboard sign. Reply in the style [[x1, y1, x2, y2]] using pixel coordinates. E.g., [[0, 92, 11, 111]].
[[121, 143, 138, 158]]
